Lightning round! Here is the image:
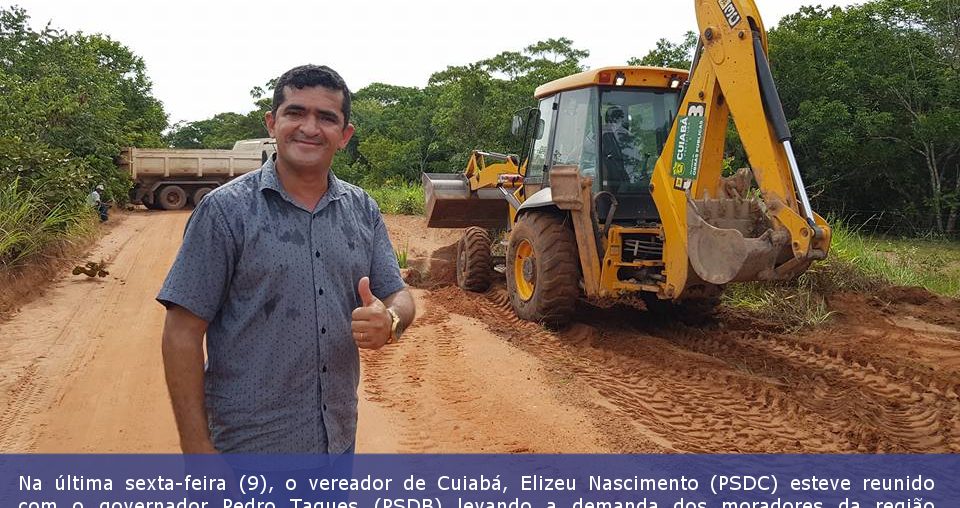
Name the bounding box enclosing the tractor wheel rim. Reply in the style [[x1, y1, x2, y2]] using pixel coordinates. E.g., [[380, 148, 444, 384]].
[[513, 239, 535, 301]]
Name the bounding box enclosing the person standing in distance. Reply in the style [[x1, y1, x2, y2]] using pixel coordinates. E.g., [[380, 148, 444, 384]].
[[157, 64, 415, 455]]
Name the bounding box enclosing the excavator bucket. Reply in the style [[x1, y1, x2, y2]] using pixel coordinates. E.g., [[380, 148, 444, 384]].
[[686, 196, 791, 285], [422, 173, 508, 229]]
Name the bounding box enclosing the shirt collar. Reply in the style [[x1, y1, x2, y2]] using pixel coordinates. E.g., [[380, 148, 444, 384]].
[[258, 157, 348, 207]]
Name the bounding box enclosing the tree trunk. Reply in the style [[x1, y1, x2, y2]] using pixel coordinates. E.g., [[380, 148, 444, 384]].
[[923, 142, 944, 233], [947, 164, 960, 235]]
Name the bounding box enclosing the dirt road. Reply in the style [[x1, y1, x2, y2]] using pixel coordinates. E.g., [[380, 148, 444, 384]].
[[0, 210, 958, 453]]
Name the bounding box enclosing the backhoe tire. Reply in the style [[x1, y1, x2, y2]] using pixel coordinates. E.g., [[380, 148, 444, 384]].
[[158, 185, 187, 210], [456, 226, 492, 292], [506, 212, 580, 328]]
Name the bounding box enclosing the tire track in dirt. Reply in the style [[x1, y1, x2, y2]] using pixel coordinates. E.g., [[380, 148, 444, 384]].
[[362, 298, 520, 452], [0, 215, 148, 451], [671, 327, 959, 452], [0, 364, 42, 450], [0, 210, 183, 452], [425, 281, 960, 453], [484, 288, 846, 453], [360, 291, 606, 453]]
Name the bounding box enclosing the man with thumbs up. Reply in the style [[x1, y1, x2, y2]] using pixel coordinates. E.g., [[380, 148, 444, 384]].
[[157, 65, 415, 456]]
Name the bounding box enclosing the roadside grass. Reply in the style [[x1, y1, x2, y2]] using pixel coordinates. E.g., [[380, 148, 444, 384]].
[[364, 182, 424, 215], [395, 243, 409, 269], [722, 220, 960, 330], [0, 177, 96, 267], [0, 177, 99, 318]]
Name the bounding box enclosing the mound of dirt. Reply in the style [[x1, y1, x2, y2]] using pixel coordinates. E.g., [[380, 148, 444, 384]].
[[383, 216, 462, 288], [836, 285, 960, 330], [406, 242, 458, 288]]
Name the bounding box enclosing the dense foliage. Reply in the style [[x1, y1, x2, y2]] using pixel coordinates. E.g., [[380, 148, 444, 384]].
[[0, 7, 166, 264], [770, 0, 960, 234], [628, 31, 698, 69]]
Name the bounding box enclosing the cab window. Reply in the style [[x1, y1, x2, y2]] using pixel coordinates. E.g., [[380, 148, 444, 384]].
[[552, 87, 598, 190], [599, 89, 679, 194], [526, 96, 557, 183]]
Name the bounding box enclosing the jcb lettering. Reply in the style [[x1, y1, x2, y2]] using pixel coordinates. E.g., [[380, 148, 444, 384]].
[[717, 0, 742, 27]]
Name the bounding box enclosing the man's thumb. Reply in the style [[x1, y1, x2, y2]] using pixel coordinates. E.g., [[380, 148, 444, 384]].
[[358, 277, 376, 307]]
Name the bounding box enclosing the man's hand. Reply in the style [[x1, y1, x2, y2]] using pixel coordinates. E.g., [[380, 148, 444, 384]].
[[351, 277, 391, 349]]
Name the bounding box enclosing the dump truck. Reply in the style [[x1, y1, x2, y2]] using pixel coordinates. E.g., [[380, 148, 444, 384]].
[[121, 138, 276, 210], [423, 0, 831, 326]]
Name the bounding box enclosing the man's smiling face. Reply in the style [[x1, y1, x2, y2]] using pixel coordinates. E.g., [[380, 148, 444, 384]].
[[266, 85, 355, 174]]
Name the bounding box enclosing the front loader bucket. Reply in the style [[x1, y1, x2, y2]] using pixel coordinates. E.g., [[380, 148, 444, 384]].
[[686, 198, 790, 285], [422, 173, 508, 229]]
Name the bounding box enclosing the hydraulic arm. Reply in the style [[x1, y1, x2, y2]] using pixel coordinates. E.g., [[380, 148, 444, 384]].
[[650, 0, 831, 299]]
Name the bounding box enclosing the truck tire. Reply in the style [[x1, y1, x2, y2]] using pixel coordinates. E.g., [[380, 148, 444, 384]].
[[192, 187, 214, 206], [141, 191, 162, 210], [456, 226, 492, 292], [158, 185, 187, 210], [506, 212, 580, 328]]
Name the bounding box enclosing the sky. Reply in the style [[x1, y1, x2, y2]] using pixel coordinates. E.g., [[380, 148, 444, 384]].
[[11, 0, 860, 125]]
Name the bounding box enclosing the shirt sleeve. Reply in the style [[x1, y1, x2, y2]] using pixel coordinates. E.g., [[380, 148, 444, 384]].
[[366, 197, 406, 300], [156, 196, 237, 322]]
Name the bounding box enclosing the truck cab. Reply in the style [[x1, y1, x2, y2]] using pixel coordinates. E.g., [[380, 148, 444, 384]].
[[232, 138, 277, 163]]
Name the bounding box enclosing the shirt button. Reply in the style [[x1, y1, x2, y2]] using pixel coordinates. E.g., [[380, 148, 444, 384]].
[[323, 404, 327, 411], [321, 327, 326, 334], [318, 287, 324, 296], [322, 365, 327, 373], [315, 250, 320, 258]]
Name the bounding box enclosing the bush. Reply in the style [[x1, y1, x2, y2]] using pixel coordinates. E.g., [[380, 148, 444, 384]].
[[723, 219, 960, 328], [365, 182, 425, 215], [0, 177, 93, 266], [0, 137, 93, 207]]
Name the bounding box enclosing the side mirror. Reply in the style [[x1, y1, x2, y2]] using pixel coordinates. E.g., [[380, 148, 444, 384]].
[[534, 119, 545, 140], [511, 114, 523, 137]]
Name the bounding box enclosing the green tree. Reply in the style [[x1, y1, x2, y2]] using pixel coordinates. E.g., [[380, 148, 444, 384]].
[[165, 112, 267, 149], [628, 31, 698, 69], [770, 2, 960, 234], [327, 38, 590, 185], [0, 6, 167, 201], [163, 83, 269, 149], [0, 6, 167, 263]]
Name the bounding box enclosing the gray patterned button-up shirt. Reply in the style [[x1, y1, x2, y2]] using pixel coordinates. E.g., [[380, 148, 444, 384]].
[[157, 159, 405, 454]]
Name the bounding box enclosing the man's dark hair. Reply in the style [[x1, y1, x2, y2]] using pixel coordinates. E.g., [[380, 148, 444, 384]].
[[272, 65, 351, 126]]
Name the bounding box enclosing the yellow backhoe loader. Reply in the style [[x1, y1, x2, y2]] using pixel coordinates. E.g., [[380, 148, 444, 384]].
[[423, 0, 831, 326]]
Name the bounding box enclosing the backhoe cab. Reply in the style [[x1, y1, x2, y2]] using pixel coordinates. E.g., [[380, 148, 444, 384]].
[[423, 0, 831, 327]]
